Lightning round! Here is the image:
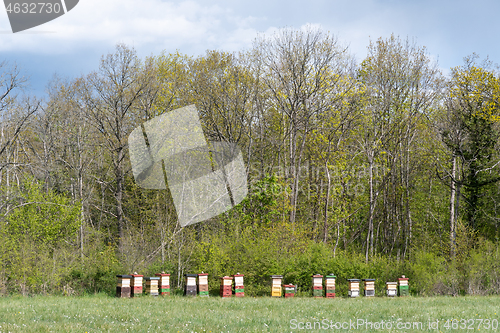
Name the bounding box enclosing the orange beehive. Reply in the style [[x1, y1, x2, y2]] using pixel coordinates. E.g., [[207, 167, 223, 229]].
[[131, 273, 143, 297], [198, 273, 209, 297]]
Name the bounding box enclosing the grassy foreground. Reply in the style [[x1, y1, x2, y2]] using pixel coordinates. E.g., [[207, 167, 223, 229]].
[[0, 294, 499, 332]]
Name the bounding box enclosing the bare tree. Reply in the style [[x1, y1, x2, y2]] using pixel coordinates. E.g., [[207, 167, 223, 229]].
[[359, 35, 443, 261], [254, 26, 354, 223], [81, 44, 158, 251], [0, 62, 37, 171]]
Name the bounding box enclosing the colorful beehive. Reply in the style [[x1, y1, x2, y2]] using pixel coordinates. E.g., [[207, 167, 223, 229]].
[[271, 275, 283, 297], [363, 279, 375, 297], [220, 276, 232, 298], [145, 277, 160, 296], [198, 273, 209, 297], [398, 275, 409, 296], [116, 275, 132, 298], [386, 282, 398, 297], [184, 274, 197, 296], [284, 284, 296, 298], [312, 274, 323, 298], [131, 273, 143, 297], [325, 275, 336, 298], [233, 273, 244, 297], [347, 279, 360, 298], [155, 272, 170, 296]]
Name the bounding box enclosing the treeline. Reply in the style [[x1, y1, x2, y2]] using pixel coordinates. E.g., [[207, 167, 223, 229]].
[[1, 28, 500, 296]]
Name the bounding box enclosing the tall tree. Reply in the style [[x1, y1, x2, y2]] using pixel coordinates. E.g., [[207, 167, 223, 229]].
[[82, 44, 157, 251], [253, 26, 355, 223], [443, 55, 500, 239], [359, 35, 443, 261]]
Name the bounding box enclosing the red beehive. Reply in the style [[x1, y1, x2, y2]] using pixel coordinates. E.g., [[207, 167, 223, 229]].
[[220, 276, 232, 298], [284, 284, 296, 298], [312, 274, 323, 298]]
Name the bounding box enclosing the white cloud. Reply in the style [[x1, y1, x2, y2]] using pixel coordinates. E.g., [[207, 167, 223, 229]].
[[0, 0, 270, 56]]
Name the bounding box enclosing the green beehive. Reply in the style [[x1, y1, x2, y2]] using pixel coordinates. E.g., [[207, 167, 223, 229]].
[[398, 275, 409, 296], [312, 274, 323, 298]]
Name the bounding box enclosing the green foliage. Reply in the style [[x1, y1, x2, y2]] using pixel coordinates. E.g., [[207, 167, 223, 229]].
[[0, 178, 81, 295], [4, 179, 81, 247], [2, 32, 500, 298], [67, 243, 122, 295]]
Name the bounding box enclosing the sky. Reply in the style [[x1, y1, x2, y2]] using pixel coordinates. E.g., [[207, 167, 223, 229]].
[[1, 0, 499, 97]]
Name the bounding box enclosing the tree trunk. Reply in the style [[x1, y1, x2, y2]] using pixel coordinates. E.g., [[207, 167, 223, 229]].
[[323, 160, 331, 243], [450, 154, 457, 258], [366, 152, 375, 262]]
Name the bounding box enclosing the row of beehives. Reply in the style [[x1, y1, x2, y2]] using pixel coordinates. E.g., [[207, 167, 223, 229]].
[[281, 274, 410, 298], [115, 272, 245, 298], [116, 272, 409, 298], [116, 272, 171, 297]]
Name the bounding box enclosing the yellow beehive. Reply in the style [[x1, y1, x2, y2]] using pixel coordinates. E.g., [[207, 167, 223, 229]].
[[271, 275, 283, 297], [145, 277, 159, 296]]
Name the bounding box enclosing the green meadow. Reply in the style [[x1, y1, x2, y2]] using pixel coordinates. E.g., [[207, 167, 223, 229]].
[[0, 294, 499, 332]]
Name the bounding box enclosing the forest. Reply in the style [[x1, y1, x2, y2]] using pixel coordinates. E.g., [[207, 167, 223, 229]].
[[1, 28, 500, 296]]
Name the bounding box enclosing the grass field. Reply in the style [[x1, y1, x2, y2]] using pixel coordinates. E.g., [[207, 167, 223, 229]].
[[0, 294, 499, 332]]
